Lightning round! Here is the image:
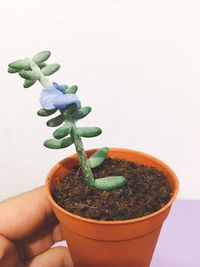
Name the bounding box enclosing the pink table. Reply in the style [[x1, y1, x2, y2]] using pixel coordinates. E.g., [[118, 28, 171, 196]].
[[151, 199, 199, 266]]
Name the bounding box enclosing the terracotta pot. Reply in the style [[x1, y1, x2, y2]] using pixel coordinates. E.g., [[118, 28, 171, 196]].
[[45, 148, 179, 267]]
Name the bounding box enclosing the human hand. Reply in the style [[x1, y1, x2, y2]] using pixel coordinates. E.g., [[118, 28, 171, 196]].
[[0, 186, 73, 267]]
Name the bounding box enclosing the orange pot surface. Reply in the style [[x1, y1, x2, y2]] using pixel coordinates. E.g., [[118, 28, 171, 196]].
[[45, 148, 179, 267]]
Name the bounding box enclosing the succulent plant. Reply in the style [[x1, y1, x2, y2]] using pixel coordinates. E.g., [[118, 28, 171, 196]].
[[8, 51, 127, 190]]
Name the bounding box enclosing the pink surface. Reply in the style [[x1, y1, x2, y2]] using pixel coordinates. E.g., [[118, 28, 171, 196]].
[[151, 199, 200, 267], [55, 200, 200, 266]]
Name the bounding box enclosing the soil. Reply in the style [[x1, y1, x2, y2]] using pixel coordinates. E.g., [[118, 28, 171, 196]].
[[53, 158, 172, 221]]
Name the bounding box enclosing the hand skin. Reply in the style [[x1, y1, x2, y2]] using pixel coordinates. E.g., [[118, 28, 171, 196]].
[[0, 187, 74, 267]]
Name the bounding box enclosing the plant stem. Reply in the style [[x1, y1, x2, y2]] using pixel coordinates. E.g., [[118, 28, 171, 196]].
[[70, 120, 95, 187], [30, 60, 51, 88]]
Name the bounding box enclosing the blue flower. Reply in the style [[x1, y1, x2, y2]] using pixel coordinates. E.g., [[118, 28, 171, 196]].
[[40, 82, 81, 110]]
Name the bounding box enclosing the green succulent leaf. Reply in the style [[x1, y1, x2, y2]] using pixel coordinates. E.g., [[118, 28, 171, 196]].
[[41, 64, 60, 76], [38, 62, 47, 69], [23, 79, 36, 88], [33, 51, 51, 64], [76, 127, 102, 138], [89, 147, 109, 168], [19, 70, 39, 81], [53, 122, 72, 139], [8, 67, 19, 73], [9, 58, 30, 70], [37, 108, 57, 117], [43, 137, 73, 149], [72, 106, 91, 120], [65, 85, 78, 94], [46, 114, 64, 127], [94, 176, 128, 191]]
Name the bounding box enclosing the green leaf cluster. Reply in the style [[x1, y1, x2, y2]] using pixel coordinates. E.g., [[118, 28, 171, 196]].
[[8, 51, 60, 88], [39, 97, 102, 150]]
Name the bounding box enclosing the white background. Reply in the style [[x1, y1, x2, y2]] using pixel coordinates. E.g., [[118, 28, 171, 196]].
[[0, 0, 199, 200]]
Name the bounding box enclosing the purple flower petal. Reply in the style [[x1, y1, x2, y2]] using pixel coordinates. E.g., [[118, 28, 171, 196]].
[[53, 94, 81, 109], [40, 83, 81, 110], [40, 87, 62, 110]]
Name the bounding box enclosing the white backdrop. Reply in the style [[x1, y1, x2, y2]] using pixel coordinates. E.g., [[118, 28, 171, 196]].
[[0, 0, 200, 200]]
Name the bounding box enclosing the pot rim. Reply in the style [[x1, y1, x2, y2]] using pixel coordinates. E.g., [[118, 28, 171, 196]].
[[45, 148, 179, 225]]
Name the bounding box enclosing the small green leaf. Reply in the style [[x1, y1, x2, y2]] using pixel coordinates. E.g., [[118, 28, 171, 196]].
[[33, 51, 51, 64], [19, 70, 39, 81], [72, 106, 91, 120], [23, 79, 36, 88], [46, 114, 64, 127], [9, 58, 30, 70], [8, 67, 19, 73], [41, 64, 60, 76], [94, 176, 128, 191], [65, 85, 78, 94], [76, 127, 102, 138], [38, 62, 47, 68], [53, 122, 71, 139], [37, 108, 57, 117], [44, 137, 73, 149], [89, 147, 109, 168]]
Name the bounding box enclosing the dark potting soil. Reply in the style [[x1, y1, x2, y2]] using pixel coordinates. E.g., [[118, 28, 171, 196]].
[[53, 158, 172, 221]]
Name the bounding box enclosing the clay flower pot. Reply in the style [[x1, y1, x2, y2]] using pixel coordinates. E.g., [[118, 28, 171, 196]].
[[45, 148, 179, 267]]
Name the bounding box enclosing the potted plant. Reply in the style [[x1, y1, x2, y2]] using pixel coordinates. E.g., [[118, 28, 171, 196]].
[[8, 51, 179, 267]]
